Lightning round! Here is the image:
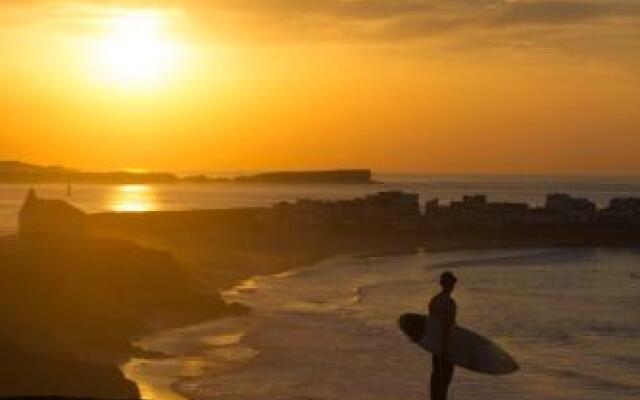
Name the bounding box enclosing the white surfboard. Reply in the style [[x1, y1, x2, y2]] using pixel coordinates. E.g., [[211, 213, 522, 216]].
[[398, 313, 518, 375]]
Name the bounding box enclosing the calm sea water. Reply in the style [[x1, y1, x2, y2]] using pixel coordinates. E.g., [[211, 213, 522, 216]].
[[124, 248, 640, 400], [3, 174, 640, 235]]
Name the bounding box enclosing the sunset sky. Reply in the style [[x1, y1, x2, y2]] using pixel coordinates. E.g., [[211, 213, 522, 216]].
[[0, 0, 639, 174]]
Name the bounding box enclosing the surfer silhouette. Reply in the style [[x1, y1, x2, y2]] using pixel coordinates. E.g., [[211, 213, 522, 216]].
[[428, 271, 457, 400]]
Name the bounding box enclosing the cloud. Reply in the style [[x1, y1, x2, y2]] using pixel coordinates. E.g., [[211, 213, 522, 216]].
[[2, 0, 640, 58], [233, 0, 434, 19], [494, 1, 640, 26], [61, 0, 436, 20], [181, 1, 640, 43]]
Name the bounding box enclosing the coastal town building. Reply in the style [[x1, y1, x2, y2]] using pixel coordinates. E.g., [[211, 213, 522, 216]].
[[19, 188, 85, 240], [603, 198, 640, 217], [268, 190, 640, 232], [270, 191, 420, 228], [422, 193, 608, 230], [270, 190, 624, 232], [544, 193, 596, 223], [424, 195, 532, 230], [598, 197, 640, 224]]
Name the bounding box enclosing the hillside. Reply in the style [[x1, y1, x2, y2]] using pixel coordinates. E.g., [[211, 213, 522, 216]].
[[0, 236, 244, 398]]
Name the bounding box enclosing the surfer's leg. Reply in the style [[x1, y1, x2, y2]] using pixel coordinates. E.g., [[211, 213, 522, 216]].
[[430, 356, 439, 400], [441, 362, 454, 399], [430, 356, 445, 400], [431, 357, 454, 400]]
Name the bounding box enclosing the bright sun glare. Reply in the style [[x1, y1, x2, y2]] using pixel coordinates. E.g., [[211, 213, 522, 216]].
[[110, 185, 157, 212], [96, 11, 184, 88]]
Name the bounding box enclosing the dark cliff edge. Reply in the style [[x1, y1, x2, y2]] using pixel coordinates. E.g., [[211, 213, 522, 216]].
[[0, 342, 139, 399], [0, 236, 246, 398]]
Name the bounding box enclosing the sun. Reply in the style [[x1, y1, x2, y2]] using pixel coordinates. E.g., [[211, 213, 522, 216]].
[[95, 11, 184, 88]]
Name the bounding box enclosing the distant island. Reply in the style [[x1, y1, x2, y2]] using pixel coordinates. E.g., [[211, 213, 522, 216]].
[[0, 161, 376, 184], [232, 169, 375, 184]]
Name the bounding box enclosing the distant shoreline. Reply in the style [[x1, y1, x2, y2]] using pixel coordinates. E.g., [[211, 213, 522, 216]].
[[0, 161, 377, 185]]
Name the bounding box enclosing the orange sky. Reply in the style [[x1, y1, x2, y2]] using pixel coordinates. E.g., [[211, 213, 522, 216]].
[[1, 1, 639, 174]]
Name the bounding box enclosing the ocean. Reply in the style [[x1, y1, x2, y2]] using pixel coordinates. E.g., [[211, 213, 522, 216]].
[[3, 173, 640, 235], [124, 248, 640, 400], [3, 175, 640, 399]]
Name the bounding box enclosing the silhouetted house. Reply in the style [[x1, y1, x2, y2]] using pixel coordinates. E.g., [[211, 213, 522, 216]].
[[545, 193, 596, 223], [19, 189, 85, 240]]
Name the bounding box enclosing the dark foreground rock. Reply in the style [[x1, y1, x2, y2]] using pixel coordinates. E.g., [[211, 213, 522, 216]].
[[0, 236, 244, 398], [0, 341, 139, 398]]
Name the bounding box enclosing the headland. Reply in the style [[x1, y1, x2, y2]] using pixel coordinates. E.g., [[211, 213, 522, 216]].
[[0, 161, 375, 185]]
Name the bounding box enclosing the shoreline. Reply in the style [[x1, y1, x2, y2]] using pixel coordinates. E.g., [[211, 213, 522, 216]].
[[122, 244, 635, 400], [124, 255, 356, 400], [115, 244, 337, 399], [157, 247, 640, 400]]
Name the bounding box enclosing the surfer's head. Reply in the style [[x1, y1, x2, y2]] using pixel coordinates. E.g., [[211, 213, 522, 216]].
[[440, 271, 457, 292]]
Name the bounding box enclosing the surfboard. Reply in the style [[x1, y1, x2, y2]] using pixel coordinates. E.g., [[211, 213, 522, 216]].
[[398, 313, 518, 375]]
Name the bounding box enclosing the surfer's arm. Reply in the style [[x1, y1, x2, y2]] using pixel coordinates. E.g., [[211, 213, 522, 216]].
[[441, 300, 456, 360], [441, 322, 452, 360]]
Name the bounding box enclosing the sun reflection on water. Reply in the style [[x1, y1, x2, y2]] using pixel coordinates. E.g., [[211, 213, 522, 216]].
[[109, 185, 157, 212]]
